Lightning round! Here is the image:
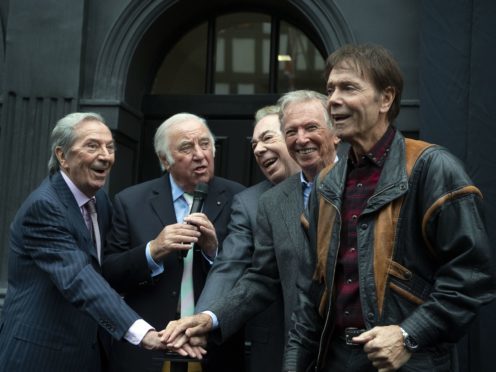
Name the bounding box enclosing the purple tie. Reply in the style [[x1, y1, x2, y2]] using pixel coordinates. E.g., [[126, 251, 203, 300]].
[[84, 199, 101, 264]]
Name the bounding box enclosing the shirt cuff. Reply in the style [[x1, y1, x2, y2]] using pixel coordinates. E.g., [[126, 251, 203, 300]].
[[124, 319, 154, 345], [146, 241, 164, 277], [201, 247, 218, 264], [202, 310, 219, 329]]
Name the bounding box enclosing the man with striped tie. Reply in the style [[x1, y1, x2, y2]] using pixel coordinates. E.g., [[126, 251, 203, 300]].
[[0, 112, 167, 372]]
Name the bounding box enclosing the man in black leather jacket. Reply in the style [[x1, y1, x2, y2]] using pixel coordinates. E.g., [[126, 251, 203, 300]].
[[284, 43, 496, 372]]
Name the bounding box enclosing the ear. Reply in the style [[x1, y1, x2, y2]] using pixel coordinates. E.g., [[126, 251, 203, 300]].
[[159, 155, 170, 171], [55, 147, 67, 170], [380, 86, 395, 114]]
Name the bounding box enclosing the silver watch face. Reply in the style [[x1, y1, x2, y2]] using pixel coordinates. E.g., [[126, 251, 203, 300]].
[[404, 335, 419, 351]]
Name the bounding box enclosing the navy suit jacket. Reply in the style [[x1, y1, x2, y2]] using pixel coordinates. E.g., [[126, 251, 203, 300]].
[[0, 171, 140, 372], [102, 174, 245, 372]]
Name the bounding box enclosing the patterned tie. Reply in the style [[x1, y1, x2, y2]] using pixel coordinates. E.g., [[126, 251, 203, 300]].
[[179, 193, 195, 317], [84, 198, 101, 265]]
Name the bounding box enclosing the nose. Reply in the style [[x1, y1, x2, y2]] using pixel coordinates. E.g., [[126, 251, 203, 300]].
[[295, 128, 308, 145], [97, 145, 113, 159], [253, 141, 266, 156], [328, 88, 341, 107], [192, 143, 206, 159]]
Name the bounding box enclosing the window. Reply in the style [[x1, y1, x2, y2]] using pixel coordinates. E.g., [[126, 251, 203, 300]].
[[151, 12, 325, 94]]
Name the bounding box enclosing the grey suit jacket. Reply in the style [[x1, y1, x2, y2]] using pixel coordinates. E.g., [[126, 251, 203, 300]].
[[196, 179, 285, 372], [0, 171, 139, 372], [210, 173, 308, 345]]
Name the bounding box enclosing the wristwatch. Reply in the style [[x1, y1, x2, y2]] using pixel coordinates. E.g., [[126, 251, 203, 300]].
[[400, 327, 419, 352]]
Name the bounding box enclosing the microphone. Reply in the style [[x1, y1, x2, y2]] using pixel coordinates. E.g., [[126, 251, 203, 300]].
[[181, 183, 208, 258], [189, 182, 208, 216]]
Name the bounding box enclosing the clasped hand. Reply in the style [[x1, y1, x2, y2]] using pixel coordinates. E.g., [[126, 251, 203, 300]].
[[150, 213, 217, 260], [158, 313, 213, 358], [140, 328, 207, 360]]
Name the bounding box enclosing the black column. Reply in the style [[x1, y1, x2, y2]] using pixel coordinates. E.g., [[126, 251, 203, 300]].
[[419, 0, 496, 371], [0, 0, 86, 298]]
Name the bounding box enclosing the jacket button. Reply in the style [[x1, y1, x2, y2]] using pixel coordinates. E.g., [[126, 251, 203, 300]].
[[367, 312, 375, 321], [360, 223, 368, 230]]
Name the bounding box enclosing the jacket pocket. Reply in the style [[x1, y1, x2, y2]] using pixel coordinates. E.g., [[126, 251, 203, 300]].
[[388, 260, 432, 305], [13, 322, 70, 351]]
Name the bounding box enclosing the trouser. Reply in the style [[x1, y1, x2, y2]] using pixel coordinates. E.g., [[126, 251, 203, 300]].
[[322, 335, 375, 372]]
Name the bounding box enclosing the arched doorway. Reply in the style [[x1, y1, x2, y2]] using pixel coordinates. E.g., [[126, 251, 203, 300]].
[[87, 0, 354, 193], [141, 10, 330, 186]]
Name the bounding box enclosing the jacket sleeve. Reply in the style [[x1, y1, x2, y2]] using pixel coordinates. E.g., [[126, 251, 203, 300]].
[[400, 148, 496, 347], [284, 182, 325, 371], [22, 199, 140, 340], [211, 195, 282, 341], [196, 192, 255, 311]]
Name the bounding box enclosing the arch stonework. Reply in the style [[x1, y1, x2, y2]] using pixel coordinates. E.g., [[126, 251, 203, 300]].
[[91, 0, 354, 105], [80, 0, 355, 194]]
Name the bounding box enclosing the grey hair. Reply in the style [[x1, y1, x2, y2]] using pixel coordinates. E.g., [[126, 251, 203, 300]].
[[254, 105, 280, 127], [277, 90, 333, 130], [48, 112, 105, 174], [154, 113, 216, 171]]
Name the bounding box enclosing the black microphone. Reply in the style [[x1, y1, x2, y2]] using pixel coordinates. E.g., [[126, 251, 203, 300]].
[[181, 183, 208, 258]]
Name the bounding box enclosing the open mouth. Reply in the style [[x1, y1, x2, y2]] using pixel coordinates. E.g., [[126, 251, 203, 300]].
[[332, 113, 350, 124], [91, 167, 107, 176], [263, 158, 277, 168]]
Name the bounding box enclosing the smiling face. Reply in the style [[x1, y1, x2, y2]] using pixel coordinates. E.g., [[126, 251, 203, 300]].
[[251, 114, 300, 184], [327, 61, 394, 154], [282, 99, 339, 181], [162, 119, 215, 192], [56, 120, 115, 197]]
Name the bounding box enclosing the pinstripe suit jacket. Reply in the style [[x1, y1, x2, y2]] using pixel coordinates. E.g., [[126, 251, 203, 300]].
[[0, 171, 140, 372], [210, 173, 308, 347]]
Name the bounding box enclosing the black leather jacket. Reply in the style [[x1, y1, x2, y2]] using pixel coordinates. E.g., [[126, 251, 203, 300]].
[[284, 131, 496, 371]]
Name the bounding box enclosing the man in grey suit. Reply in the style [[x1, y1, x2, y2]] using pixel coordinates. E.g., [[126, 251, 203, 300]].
[[163, 90, 339, 363], [195, 105, 300, 371], [0, 113, 168, 372]]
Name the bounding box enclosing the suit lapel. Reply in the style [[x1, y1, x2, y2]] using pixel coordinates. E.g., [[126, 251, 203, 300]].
[[203, 177, 228, 223], [279, 174, 306, 249], [50, 172, 98, 261], [95, 190, 110, 247], [149, 175, 177, 226], [147, 175, 229, 226]]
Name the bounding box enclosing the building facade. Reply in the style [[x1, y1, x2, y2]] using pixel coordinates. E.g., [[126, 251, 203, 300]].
[[0, 0, 494, 370]]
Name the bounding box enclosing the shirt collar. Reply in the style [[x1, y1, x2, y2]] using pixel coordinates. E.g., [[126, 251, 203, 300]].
[[300, 155, 339, 186], [169, 174, 186, 203], [349, 126, 396, 168], [300, 171, 312, 187], [60, 171, 93, 208]]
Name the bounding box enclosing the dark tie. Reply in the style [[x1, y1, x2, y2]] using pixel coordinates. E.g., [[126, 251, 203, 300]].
[[84, 199, 101, 264]]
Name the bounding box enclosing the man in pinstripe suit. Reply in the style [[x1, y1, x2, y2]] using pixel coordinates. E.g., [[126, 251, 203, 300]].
[[0, 113, 190, 372]]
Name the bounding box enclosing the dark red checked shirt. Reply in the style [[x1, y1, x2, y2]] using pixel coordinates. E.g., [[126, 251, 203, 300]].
[[333, 126, 396, 332]]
